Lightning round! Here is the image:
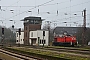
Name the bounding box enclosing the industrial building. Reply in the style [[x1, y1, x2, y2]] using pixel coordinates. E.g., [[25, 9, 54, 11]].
[[16, 16, 49, 46], [23, 16, 43, 45]]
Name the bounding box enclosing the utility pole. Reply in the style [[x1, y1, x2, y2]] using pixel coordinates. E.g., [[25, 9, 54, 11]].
[[46, 21, 51, 46], [43, 31, 45, 47], [82, 8, 86, 46]]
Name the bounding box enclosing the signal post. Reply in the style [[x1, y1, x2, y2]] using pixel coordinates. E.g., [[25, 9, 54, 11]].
[[18, 28, 21, 47], [1, 28, 4, 45]]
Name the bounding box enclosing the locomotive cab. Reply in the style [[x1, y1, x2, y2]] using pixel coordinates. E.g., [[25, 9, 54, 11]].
[[53, 34, 77, 46]]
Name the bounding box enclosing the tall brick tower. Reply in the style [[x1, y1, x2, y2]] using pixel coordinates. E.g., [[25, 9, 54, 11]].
[[23, 16, 42, 45]]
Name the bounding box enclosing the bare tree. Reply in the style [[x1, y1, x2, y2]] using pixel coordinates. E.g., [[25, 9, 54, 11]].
[[43, 21, 54, 46]]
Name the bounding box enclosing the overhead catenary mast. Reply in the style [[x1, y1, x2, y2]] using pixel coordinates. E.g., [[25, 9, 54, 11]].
[[82, 8, 86, 46]]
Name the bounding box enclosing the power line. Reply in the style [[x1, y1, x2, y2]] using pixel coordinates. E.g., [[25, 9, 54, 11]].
[[1, 6, 34, 7], [58, 0, 90, 10], [2, 0, 90, 23], [44, 15, 83, 23], [47, 0, 90, 14], [5, 0, 54, 21], [0, 0, 22, 21], [1, 0, 73, 8], [31, 10, 82, 16], [41, 0, 71, 6], [31, 0, 90, 18], [10, 0, 22, 6], [3, 0, 22, 10], [57, 16, 82, 21]]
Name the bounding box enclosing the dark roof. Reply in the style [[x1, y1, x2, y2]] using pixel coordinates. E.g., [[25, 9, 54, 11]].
[[24, 16, 41, 20], [54, 27, 83, 35], [21, 16, 45, 21]]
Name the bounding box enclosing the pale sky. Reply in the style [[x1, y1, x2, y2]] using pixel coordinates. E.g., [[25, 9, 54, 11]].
[[0, 0, 90, 29]]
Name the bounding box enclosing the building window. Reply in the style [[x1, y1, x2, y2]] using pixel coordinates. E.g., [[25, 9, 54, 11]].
[[31, 32, 33, 37], [26, 27, 27, 30], [23, 39, 24, 41], [40, 40, 46, 44], [17, 40, 18, 42], [30, 20, 34, 24], [40, 40, 42, 44], [21, 39, 22, 41], [17, 33, 18, 37], [26, 32, 27, 37], [35, 20, 39, 24]]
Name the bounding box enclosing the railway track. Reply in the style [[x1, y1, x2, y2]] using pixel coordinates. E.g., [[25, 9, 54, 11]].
[[43, 47, 90, 55], [1, 46, 90, 60], [0, 48, 43, 60], [27, 46, 90, 55], [17, 46, 89, 59]]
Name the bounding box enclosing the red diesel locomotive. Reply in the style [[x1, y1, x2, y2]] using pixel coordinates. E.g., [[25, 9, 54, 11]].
[[53, 35, 77, 46]]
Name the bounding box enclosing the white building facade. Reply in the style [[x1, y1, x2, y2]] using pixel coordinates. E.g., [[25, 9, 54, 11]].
[[16, 31, 24, 44], [88, 41, 90, 45], [29, 30, 49, 46]]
